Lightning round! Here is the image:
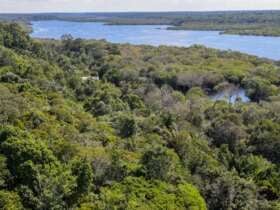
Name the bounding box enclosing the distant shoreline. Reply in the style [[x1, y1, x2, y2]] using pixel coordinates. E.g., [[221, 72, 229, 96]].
[[2, 10, 280, 37]]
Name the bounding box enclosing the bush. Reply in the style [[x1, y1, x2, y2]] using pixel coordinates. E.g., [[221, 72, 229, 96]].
[[97, 177, 206, 210], [242, 77, 278, 101], [141, 146, 181, 181], [207, 118, 246, 151], [113, 114, 137, 138], [250, 120, 280, 164], [0, 190, 23, 210]]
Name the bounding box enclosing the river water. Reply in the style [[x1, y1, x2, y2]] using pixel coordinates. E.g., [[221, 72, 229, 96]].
[[31, 21, 280, 60]]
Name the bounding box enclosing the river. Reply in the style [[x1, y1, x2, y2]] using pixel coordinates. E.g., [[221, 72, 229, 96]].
[[31, 20, 280, 60]]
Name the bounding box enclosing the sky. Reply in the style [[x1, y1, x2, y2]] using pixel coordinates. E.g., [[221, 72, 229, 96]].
[[0, 0, 280, 13]]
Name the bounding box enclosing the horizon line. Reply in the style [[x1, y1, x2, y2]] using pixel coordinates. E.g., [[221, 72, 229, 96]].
[[1, 9, 280, 15]]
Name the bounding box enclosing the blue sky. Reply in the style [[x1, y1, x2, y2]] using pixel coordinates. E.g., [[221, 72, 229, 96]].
[[0, 0, 280, 13]]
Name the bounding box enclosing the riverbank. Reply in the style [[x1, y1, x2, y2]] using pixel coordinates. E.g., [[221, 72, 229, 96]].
[[2, 11, 280, 37]]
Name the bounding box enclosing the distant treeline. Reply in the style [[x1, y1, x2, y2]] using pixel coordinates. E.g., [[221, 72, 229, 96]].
[[1, 10, 280, 36]]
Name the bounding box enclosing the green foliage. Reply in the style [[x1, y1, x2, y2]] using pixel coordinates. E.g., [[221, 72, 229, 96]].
[[250, 120, 280, 164], [97, 177, 206, 210], [0, 190, 24, 210], [0, 23, 31, 50], [177, 183, 207, 210], [0, 155, 9, 188], [243, 77, 278, 101], [71, 158, 94, 195], [207, 117, 246, 151], [113, 113, 138, 138], [204, 173, 258, 210], [141, 146, 181, 181], [0, 127, 76, 209], [236, 155, 280, 200], [0, 23, 279, 209]]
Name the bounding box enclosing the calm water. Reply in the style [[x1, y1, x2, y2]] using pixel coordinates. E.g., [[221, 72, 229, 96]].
[[31, 21, 280, 60], [210, 88, 250, 103]]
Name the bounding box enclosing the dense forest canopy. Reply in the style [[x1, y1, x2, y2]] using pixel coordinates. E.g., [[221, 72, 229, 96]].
[[0, 22, 280, 209], [2, 10, 280, 36]]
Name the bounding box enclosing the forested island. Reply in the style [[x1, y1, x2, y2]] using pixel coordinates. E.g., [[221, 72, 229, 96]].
[[2, 11, 280, 36], [0, 22, 280, 209]]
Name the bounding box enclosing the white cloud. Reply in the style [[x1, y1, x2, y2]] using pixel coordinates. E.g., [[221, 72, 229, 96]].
[[0, 0, 279, 13]]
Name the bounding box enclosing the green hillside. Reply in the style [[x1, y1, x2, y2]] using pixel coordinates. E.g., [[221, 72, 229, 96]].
[[0, 22, 280, 209]]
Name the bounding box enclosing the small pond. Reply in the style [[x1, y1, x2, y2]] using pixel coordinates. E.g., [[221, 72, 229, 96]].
[[210, 88, 251, 103]]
